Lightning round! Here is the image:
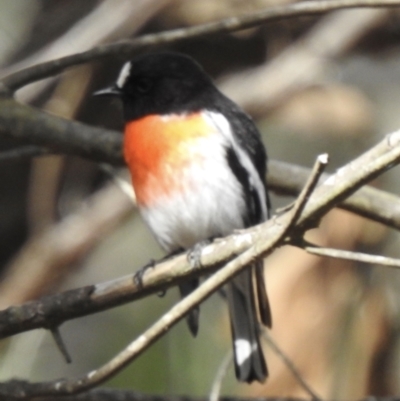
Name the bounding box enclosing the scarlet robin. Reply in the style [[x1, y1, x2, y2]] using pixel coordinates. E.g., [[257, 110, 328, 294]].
[[95, 52, 272, 383]]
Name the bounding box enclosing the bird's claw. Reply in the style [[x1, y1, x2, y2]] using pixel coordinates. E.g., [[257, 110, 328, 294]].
[[133, 259, 156, 289]]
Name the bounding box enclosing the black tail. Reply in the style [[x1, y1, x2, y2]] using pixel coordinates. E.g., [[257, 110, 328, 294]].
[[227, 261, 271, 383], [179, 278, 200, 336]]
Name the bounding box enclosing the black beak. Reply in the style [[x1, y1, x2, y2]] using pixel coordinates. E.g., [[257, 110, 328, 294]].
[[93, 84, 122, 97]]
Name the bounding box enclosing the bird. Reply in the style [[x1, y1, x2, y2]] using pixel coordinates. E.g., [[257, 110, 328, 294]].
[[94, 52, 272, 383]]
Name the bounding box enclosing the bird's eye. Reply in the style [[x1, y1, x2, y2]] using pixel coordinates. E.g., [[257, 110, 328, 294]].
[[136, 78, 152, 93]]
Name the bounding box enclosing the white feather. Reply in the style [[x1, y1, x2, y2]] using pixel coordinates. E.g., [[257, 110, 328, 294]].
[[234, 339, 252, 366], [116, 61, 132, 88], [204, 111, 268, 220]]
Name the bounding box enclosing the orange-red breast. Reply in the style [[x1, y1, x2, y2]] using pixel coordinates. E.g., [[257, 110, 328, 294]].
[[95, 52, 272, 383]]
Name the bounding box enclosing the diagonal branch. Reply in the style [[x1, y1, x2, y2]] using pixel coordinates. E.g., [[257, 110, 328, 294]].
[[1, 129, 400, 397], [0, 153, 323, 398], [1, 131, 400, 340], [268, 160, 400, 230], [2, 0, 400, 92], [305, 246, 400, 268], [283, 153, 328, 233]]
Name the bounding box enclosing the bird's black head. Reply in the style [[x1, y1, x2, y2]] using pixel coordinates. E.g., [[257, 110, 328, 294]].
[[94, 52, 216, 121]]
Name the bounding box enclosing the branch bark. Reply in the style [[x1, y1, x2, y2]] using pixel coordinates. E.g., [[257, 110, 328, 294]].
[[0, 98, 122, 164]]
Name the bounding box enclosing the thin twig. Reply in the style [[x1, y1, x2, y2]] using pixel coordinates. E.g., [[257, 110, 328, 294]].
[[262, 330, 323, 401], [2, 0, 400, 91], [268, 160, 400, 231], [305, 246, 400, 269], [285, 153, 329, 233], [4, 0, 172, 102], [209, 351, 233, 401]]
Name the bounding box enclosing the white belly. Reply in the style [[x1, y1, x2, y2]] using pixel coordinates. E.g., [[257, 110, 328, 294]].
[[139, 143, 246, 252]]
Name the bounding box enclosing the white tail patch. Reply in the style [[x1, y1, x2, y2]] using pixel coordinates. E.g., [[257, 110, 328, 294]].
[[234, 339, 252, 365]]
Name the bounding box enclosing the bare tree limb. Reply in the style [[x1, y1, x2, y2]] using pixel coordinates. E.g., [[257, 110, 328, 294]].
[[0, 152, 321, 398], [2, 0, 400, 92], [1, 130, 400, 341], [268, 160, 400, 230], [2, 131, 400, 397], [284, 153, 328, 232], [0, 98, 122, 164], [305, 246, 400, 268]]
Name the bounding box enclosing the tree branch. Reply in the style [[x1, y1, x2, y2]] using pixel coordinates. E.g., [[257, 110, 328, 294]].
[[2, 0, 400, 92], [305, 246, 400, 268], [1, 130, 400, 339], [268, 160, 400, 230], [2, 129, 400, 397], [1, 98, 400, 232], [0, 154, 321, 398], [0, 98, 122, 164]]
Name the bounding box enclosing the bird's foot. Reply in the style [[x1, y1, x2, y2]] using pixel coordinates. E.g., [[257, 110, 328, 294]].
[[134, 249, 183, 292], [133, 259, 156, 289]]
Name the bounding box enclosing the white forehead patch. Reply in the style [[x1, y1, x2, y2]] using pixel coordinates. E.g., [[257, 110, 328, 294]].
[[116, 61, 132, 88]]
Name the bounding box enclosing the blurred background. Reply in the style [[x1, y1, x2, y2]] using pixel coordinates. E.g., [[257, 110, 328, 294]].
[[0, 0, 399, 398]]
